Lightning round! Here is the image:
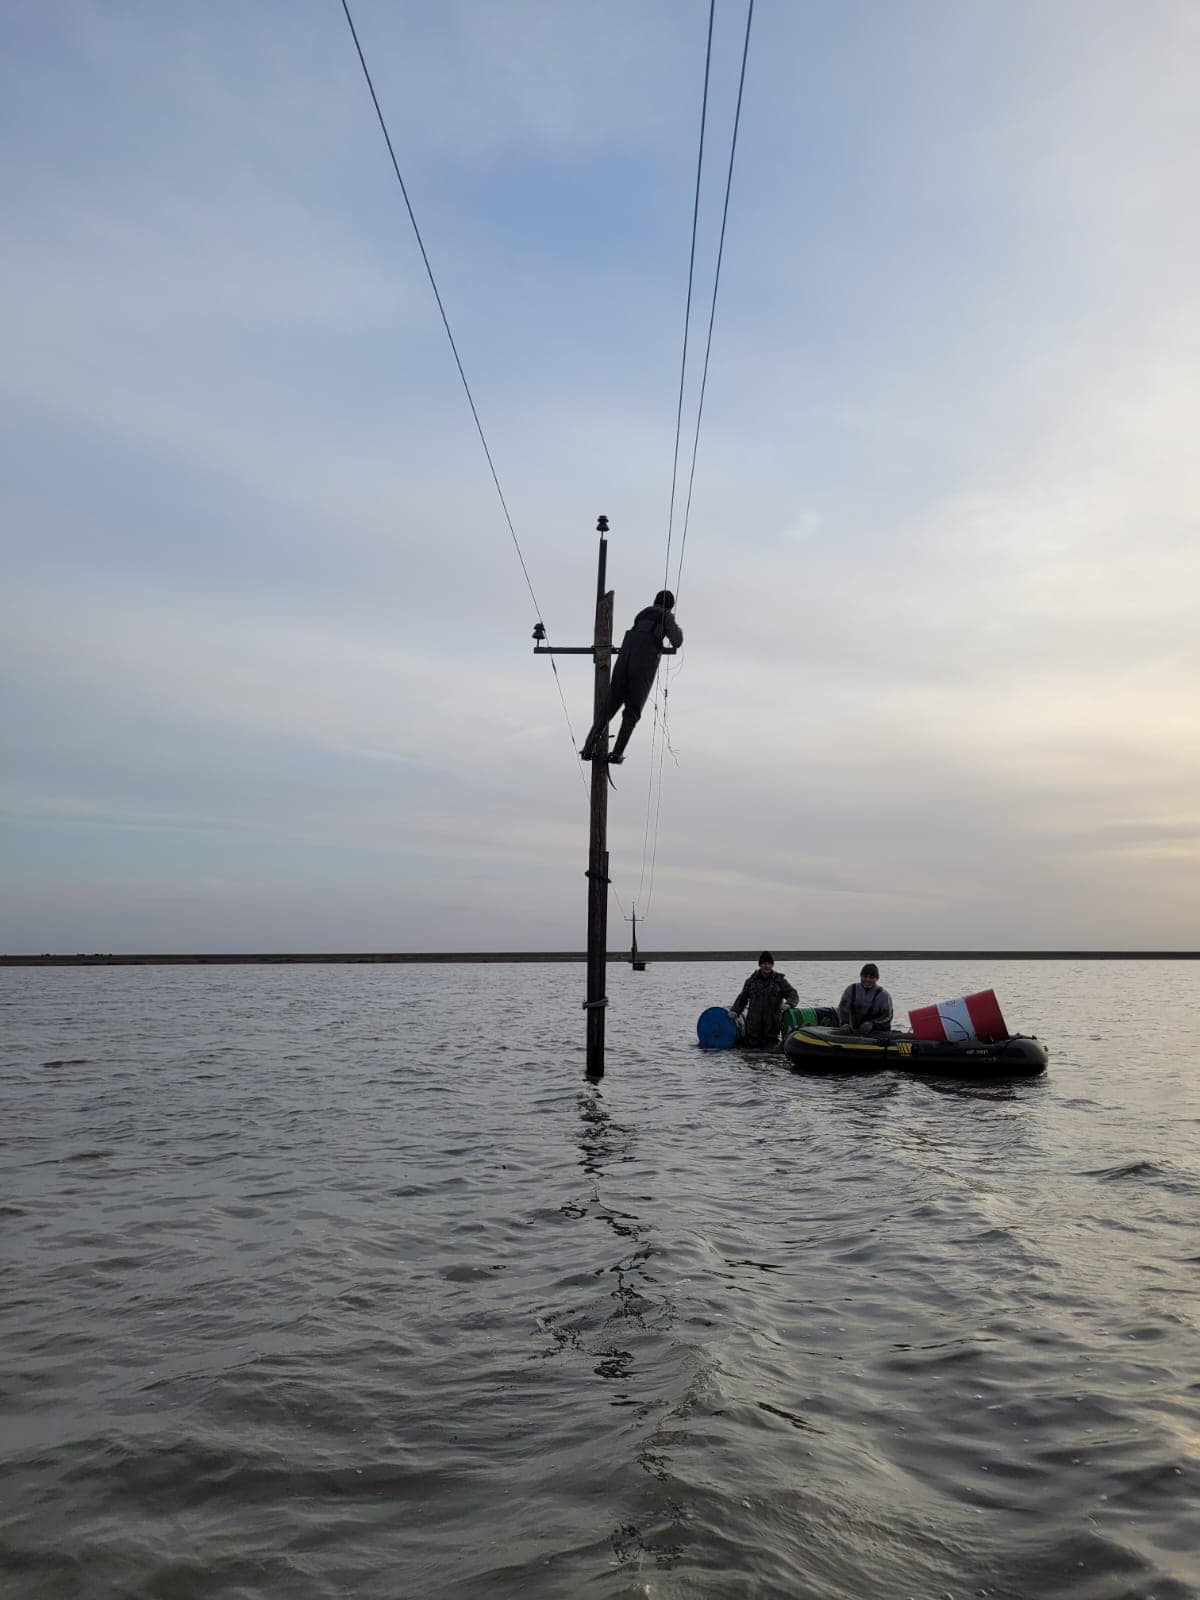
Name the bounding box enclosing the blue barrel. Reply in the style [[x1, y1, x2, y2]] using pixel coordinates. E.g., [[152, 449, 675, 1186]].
[[697, 1006, 738, 1049]]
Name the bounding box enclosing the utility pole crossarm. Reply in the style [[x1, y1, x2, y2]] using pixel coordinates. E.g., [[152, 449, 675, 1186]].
[[532, 644, 676, 656]]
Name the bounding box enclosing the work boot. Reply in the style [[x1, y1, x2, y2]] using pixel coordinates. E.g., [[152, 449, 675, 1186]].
[[609, 721, 636, 763]]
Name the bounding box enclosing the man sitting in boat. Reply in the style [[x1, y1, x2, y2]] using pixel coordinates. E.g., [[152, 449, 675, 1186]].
[[730, 952, 799, 1046], [837, 963, 893, 1035]]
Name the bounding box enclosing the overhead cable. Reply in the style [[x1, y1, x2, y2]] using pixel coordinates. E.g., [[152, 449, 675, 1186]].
[[642, 0, 756, 919], [672, 0, 755, 602], [661, 0, 716, 598], [639, 0, 716, 907], [337, 0, 586, 777]]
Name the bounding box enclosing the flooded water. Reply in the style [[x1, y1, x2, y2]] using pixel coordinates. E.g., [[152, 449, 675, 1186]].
[[1, 959, 1198, 1599]]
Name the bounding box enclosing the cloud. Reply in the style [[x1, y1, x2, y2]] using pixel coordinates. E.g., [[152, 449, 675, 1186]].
[[2, 0, 1198, 950]]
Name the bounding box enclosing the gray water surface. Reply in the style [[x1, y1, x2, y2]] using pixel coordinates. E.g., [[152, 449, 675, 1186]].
[[2, 960, 1198, 1599]]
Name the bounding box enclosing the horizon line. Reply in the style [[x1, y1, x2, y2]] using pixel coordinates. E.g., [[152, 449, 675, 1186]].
[[3, 949, 1198, 967]]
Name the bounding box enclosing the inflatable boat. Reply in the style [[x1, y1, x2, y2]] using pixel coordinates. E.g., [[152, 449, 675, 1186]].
[[782, 1024, 1047, 1077]]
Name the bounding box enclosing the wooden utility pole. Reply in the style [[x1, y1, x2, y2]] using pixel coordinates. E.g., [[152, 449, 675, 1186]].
[[532, 516, 678, 1074], [532, 515, 614, 1079], [584, 528, 613, 1079]]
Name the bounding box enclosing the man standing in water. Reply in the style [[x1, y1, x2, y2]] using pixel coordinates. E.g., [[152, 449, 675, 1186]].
[[837, 963, 894, 1035], [579, 590, 682, 764], [730, 953, 799, 1047]]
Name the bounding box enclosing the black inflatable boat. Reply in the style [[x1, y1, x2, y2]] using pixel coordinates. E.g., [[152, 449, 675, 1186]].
[[783, 1024, 1048, 1077]]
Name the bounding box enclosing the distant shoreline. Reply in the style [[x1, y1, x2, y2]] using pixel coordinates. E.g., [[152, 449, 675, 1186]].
[[2, 951, 1197, 967]]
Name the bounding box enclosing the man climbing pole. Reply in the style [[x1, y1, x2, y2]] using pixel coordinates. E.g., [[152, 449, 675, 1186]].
[[579, 591, 683, 764]]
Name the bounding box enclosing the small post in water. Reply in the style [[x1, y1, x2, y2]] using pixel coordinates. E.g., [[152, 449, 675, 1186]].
[[628, 903, 646, 972]]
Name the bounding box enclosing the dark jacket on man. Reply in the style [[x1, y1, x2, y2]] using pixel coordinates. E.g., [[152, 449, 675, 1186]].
[[580, 597, 683, 762], [837, 982, 894, 1032], [731, 968, 800, 1045]]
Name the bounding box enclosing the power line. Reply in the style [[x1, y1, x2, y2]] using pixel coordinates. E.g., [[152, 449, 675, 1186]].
[[637, 0, 716, 910], [661, 0, 716, 599], [673, 0, 755, 602], [339, 1, 535, 610], [642, 0, 755, 923], [337, 0, 586, 776]]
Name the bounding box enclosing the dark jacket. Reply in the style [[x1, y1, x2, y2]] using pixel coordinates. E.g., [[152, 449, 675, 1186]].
[[626, 603, 683, 655], [837, 982, 893, 1032], [579, 602, 684, 760], [605, 604, 684, 723], [731, 968, 799, 1044]]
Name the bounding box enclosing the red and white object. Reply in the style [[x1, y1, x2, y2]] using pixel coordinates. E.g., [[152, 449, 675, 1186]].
[[909, 989, 1009, 1043]]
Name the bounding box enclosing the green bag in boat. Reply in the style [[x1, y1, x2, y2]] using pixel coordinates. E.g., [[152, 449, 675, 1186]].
[[782, 1005, 819, 1033]]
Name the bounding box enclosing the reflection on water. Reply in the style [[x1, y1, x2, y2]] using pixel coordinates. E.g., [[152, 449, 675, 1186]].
[[1, 959, 1198, 1599], [572, 1085, 691, 1573]]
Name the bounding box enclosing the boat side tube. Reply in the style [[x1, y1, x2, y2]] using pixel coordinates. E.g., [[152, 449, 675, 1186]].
[[783, 1025, 1048, 1077]]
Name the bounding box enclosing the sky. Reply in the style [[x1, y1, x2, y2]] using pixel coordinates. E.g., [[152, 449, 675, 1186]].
[[2, 0, 1198, 953]]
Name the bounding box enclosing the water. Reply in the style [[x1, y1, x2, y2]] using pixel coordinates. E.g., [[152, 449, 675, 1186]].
[[2, 959, 1198, 1600]]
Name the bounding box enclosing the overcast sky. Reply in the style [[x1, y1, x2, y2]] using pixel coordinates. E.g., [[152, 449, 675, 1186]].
[[3, 0, 1198, 952]]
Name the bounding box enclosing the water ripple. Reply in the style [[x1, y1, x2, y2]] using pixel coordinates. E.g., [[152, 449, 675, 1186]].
[[1, 959, 1198, 1599]]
